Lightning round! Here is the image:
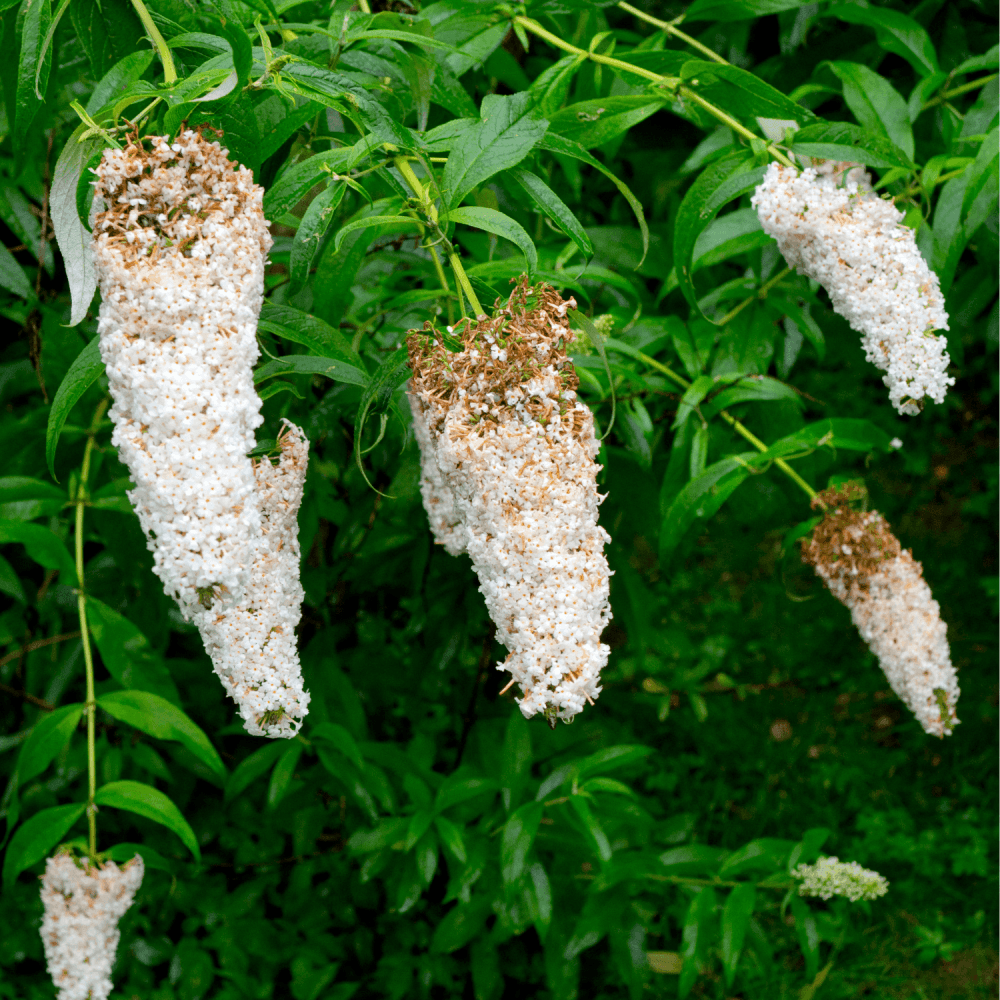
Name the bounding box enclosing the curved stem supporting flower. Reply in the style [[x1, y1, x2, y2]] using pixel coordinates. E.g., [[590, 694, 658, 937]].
[[129, 0, 177, 84], [76, 398, 109, 860]]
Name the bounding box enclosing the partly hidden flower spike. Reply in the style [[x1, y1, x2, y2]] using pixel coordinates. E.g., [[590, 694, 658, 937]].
[[198, 421, 311, 737], [40, 852, 144, 1000], [801, 484, 959, 737], [752, 161, 953, 416], [792, 855, 889, 903], [407, 279, 612, 725]]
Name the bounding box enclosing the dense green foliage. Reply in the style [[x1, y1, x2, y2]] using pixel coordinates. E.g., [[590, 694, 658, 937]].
[[0, 0, 997, 997]]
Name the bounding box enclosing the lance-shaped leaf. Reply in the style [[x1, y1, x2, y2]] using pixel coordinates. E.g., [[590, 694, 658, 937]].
[[97, 690, 226, 782], [509, 168, 592, 258], [679, 887, 717, 998], [501, 801, 543, 884], [2, 802, 86, 887], [827, 4, 938, 77], [94, 780, 200, 862], [681, 60, 816, 126], [721, 884, 756, 987], [0, 521, 76, 583], [258, 302, 360, 365], [354, 347, 411, 490], [16, 703, 84, 786], [547, 95, 665, 149], [224, 741, 287, 803], [442, 92, 548, 208], [790, 121, 914, 169], [332, 214, 421, 254], [267, 742, 304, 810], [448, 205, 537, 278], [822, 62, 914, 162], [289, 182, 347, 291], [46, 336, 103, 479], [684, 0, 817, 18], [0, 243, 31, 299], [254, 354, 368, 388], [262, 148, 353, 220]]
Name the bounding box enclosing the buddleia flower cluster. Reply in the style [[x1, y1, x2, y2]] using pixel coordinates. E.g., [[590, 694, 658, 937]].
[[792, 855, 889, 903], [40, 852, 144, 1000], [801, 484, 959, 737], [752, 160, 953, 416], [92, 130, 309, 736], [407, 280, 612, 724]]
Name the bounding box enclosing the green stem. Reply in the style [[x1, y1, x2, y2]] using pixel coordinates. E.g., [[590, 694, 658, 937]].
[[77, 398, 109, 861], [448, 253, 484, 318], [616, 1, 728, 65], [923, 73, 998, 110], [717, 267, 792, 327], [634, 350, 818, 502], [129, 0, 177, 84], [513, 16, 797, 169]]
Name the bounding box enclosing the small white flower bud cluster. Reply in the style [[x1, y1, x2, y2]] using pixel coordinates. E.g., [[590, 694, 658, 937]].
[[792, 855, 889, 903], [408, 280, 612, 724], [198, 422, 311, 737], [40, 852, 144, 1000], [752, 161, 953, 416], [92, 129, 271, 616], [802, 486, 959, 737]]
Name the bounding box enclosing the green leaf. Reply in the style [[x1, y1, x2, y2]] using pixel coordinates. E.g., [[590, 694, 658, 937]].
[[433, 815, 466, 864], [0, 242, 31, 299], [685, 0, 817, 19], [500, 709, 532, 812], [289, 182, 347, 291], [259, 302, 361, 365], [660, 844, 730, 874], [51, 126, 103, 325], [789, 893, 820, 981], [681, 61, 816, 125], [659, 456, 753, 561], [254, 354, 368, 388], [105, 841, 174, 873], [761, 418, 892, 459], [332, 214, 421, 254], [311, 721, 364, 770], [790, 121, 914, 169], [827, 4, 938, 77], [719, 838, 794, 876], [448, 205, 537, 278], [547, 96, 664, 149], [267, 742, 304, 809], [97, 690, 226, 782], [679, 887, 717, 998], [673, 149, 760, 318], [262, 149, 352, 219], [440, 92, 548, 209], [672, 375, 715, 431], [699, 375, 800, 419], [46, 336, 102, 479], [509, 168, 592, 258], [94, 780, 200, 862], [568, 795, 611, 862], [86, 597, 181, 704], [0, 554, 27, 603], [0, 520, 76, 582], [721, 884, 756, 987], [224, 741, 287, 803], [0, 475, 62, 504], [430, 897, 492, 954], [537, 132, 649, 267], [16, 703, 83, 785], [354, 347, 411, 491], [14, 0, 51, 150], [435, 777, 499, 813], [501, 801, 543, 883], [84, 49, 153, 115], [823, 62, 914, 162], [962, 124, 999, 223], [2, 802, 86, 887]]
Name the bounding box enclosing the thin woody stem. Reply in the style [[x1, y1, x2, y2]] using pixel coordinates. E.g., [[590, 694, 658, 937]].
[[77, 398, 109, 860], [922, 73, 997, 109], [634, 350, 818, 502], [513, 16, 797, 169], [717, 267, 793, 327], [616, 1, 728, 65]]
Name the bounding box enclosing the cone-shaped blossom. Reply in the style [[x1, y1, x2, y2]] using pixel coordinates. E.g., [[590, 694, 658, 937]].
[[197, 421, 311, 737], [752, 160, 953, 416], [40, 852, 144, 1000], [92, 129, 270, 617], [801, 485, 959, 737], [792, 855, 888, 902], [407, 280, 612, 724]]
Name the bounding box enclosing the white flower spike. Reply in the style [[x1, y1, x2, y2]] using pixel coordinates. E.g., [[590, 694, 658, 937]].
[[407, 280, 612, 725], [40, 852, 144, 1000], [793, 855, 889, 903], [802, 484, 959, 737], [752, 161, 953, 416]]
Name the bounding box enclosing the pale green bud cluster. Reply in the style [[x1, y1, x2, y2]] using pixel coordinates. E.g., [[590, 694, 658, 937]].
[[792, 856, 889, 903]]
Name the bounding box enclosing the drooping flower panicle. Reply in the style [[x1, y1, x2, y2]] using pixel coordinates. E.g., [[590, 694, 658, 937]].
[[407, 280, 612, 724], [801, 485, 959, 737], [752, 161, 953, 416], [92, 131, 311, 737], [92, 129, 271, 617], [40, 853, 144, 1000], [792, 855, 889, 903], [197, 421, 311, 737]]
